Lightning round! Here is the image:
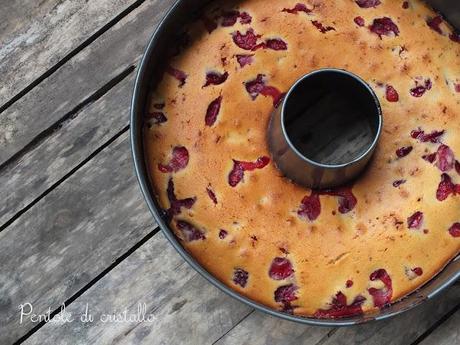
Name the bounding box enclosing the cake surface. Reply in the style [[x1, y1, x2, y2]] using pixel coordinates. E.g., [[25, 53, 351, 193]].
[[144, 0, 460, 317]]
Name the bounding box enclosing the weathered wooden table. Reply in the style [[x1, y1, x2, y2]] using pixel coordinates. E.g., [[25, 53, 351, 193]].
[[0, 1, 459, 344]]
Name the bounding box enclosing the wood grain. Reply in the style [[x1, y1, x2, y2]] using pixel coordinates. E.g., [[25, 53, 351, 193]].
[[214, 312, 332, 345], [23, 233, 252, 345], [0, 1, 57, 41], [0, 0, 138, 107], [0, 132, 157, 344], [419, 310, 460, 345], [0, 0, 175, 169], [0, 69, 134, 226]]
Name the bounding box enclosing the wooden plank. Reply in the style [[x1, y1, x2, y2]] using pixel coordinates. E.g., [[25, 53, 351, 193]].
[[0, 0, 175, 168], [214, 312, 331, 345], [0, 0, 140, 107], [0, 68, 135, 227], [419, 310, 460, 345], [0, 1, 56, 40], [0, 132, 157, 344], [22, 233, 252, 345]]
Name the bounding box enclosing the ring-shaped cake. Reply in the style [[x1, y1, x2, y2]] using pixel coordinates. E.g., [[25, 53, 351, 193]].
[[143, 0, 460, 317]]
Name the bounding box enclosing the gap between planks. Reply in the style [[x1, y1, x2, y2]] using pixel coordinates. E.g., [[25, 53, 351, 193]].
[[0, 0, 145, 115], [410, 302, 460, 345], [0, 65, 134, 233], [0, 65, 135, 174], [13, 226, 161, 345], [211, 309, 256, 345]]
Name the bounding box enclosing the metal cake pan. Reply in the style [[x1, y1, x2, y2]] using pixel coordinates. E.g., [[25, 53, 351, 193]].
[[131, 0, 460, 326]]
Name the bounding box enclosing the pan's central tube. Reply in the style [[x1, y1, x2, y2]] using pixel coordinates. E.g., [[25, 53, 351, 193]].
[[269, 69, 382, 189]]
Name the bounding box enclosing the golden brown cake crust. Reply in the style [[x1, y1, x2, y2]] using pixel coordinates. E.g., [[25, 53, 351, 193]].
[[144, 0, 460, 317]]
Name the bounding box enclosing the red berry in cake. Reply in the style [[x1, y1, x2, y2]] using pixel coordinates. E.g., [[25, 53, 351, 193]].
[[166, 179, 196, 217], [205, 96, 223, 127], [274, 284, 298, 303], [221, 10, 252, 26], [269, 257, 294, 280], [411, 128, 424, 140], [354, 17, 365, 27], [219, 229, 228, 239], [204, 71, 229, 87], [232, 31, 289, 51], [411, 128, 444, 143], [298, 192, 321, 221], [436, 173, 457, 201], [436, 145, 455, 172], [346, 280, 354, 288], [368, 269, 393, 308], [410, 86, 426, 97], [410, 78, 432, 97], [158, 146, 189, 173], [240, 157, 270, 170], [166, 66, 187, 87], [228, 161, 245, 187], [393, 179, 406, 187], [356, 0, 381, 8], [239, 12, 252, 24], [245, 74, 286, 107], [314, 292, 365, 318], [232, 29, 261, 50], [422, 153, 437, 163], [228, 157, 270, 187], [221, 10, 241, 27], [396, 146, 413, 158], [405, 266, 424, 279], [386, 85, 399, 102], [369, 17, 399, 38], [448, 223, 460, 237], [455, 161, 460, 175], [407, 211, 423, 229], [320, 187, 357, 214], [311, 20, 336, 33], [402, 1, 409, 9], [176, 220, 205, 242], [206, 185, 218, 204], [264, 38, 288, 50], [261, 86, 286, 108], [236, 54, 254, 67], [370, 269, 390, 284], [245, 74, 266, 99], [337, 194, 357, 214], [205, 10, 252, 31], [282, 3, 312, 14], [233, 268, 249, 287], [427, 15, 443, 34], [412, 267, 423, 276]]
